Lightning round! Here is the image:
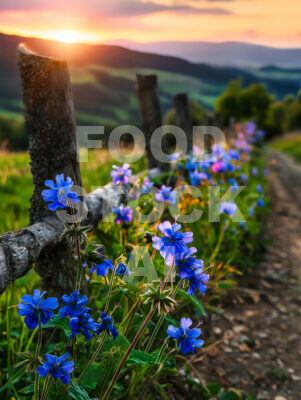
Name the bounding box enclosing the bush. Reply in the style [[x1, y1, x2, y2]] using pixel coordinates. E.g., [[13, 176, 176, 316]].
[[0, 115, 27, 150], [215, 80, 273, 128]]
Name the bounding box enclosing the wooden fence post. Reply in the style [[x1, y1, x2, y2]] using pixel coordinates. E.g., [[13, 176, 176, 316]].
[[136, 74, 168, 170], [173, 93, 193, 151], [18, 45, 83, 296]]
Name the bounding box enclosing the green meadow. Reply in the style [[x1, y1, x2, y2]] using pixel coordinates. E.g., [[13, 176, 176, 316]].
[[0, 150, 146, 234]]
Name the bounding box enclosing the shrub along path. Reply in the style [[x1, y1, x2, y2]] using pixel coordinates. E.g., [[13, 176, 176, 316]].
[[193, 150, 301, 400]]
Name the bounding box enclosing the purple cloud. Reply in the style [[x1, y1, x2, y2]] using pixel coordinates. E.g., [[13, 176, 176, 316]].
[[0, 0, 233, 17]]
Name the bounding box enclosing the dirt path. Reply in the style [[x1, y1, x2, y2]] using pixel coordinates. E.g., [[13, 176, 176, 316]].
[[196, 150, 301, 400]]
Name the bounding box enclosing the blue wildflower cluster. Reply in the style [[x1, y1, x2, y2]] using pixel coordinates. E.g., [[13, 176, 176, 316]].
[[152, 222, 209, 298], [13, 121, 268, 398], [151, 221, 208, 354]]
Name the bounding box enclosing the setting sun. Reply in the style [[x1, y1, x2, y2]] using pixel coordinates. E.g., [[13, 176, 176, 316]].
[[42, 30, 98, 44]]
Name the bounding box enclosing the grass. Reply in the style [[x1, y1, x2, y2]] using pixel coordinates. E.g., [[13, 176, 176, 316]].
[[0, 149, 146, 234], [269, 133, 301, 164]]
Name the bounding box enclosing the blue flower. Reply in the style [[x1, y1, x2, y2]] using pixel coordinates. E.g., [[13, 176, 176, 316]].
[[167, 152, 181, 162], [112, 204, 132, 224], [252, 167, 258, 176], [227, 149, 240, 161], [59, 291, 88, 319], [152, 221, 193, 265], [69, 309, 99, 340], [219, 201, 237, 217], [177, 248, 209, 295], [240, 173, 247, 182], [167, 317, 204, 354], [42, 174, 79, 211], [97, 312, 118, 340], [211, 144, 225, 160], [155, 185, 176, 204], [37, 353, 74, 384], [90, 259, 114, 277], [249, 206, 254, 216], [116, 263, 131, 277], [185, 156, 199, 171], [111, 163, 132, 185], [187, 268, 209, 295], [246, 121, 256, 136], [256, 184, 262, 193], [257, 198, 264, 207], [141, 177, 154, 195], [17, 290, 58, 329], [189, 170, 207, 186], [177, 247, 203, 274]]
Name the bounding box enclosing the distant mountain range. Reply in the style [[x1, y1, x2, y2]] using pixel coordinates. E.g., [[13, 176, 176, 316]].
[[105, 40, 301, 68], [0, 32, 301, 130]]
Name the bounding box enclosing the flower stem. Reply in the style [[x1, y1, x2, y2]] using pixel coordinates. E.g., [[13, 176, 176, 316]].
[[102, 307, 156, 400], [43, 377, 53, 400], [75, 234, 82, 291], [211, 220, 228, 261], [136, 364, 164, 400], [68, 200, 82, 291], [145, 314, 164, 353], [34, 322, 42, 400], [40, 375, 50, 400], [77, 333, 107, 383], [124, 284, 144, 337], [104, 263, 117, 314], [161, 258, 175, 292], [156, 337, 168, 363], [145, 278, 183, 353], [144, 259, 175, 353]]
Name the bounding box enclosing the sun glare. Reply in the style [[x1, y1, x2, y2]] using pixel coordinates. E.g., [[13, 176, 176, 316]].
[[43, 30, 97, 44]]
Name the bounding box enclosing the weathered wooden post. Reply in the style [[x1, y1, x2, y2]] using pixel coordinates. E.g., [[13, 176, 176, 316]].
[[173, 93, 193, 151], [203, 113, 214, 152], [136, 74, 168, 170], [18, 45, 82, 296]]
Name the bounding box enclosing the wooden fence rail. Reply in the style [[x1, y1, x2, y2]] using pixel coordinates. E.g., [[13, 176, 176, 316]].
[[0, 45, 191, 297]]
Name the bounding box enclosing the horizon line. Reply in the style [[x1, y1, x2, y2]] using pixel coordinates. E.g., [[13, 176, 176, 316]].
[[1, 30, 301, 51]]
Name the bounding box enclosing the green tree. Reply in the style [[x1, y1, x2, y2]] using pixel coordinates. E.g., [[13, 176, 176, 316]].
[[164, 100, 205, 126]]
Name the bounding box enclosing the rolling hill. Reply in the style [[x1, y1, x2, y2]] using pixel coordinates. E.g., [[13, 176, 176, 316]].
[[0, 32, 301, 130], [105, 40, 301, 68]]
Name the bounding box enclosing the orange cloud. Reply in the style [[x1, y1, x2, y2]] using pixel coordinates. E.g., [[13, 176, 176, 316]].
[[0, 0, 299, 47]]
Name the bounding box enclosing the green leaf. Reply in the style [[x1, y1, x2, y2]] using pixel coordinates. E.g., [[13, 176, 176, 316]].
[[128, 350, 156, 365], [80, 362, 105, 390], [164, 315, 178, 326], [177, 289, 207, 316], [19, 384, 35, 394], [218, 279, 236, 289], [207, 382, 221, 396], [68, 381, 97, 400], [226, 388, 243, 400], [205, 304, 223, 315], [43, 314, 71, 337], [102, 334, 130, 352]]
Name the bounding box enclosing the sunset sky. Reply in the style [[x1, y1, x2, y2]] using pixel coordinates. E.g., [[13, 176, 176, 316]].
[[0, 0, 300, 47]]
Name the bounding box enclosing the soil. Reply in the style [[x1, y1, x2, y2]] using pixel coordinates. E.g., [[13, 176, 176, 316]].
[[192, 150, 301, 400]]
